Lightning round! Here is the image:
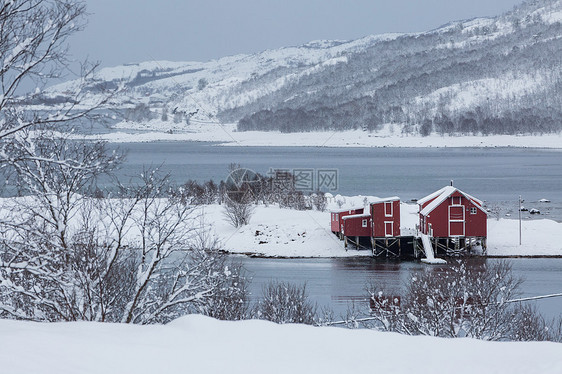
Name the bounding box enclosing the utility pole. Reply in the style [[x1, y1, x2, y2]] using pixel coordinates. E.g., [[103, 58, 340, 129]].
[[519, 195, 522, 245]]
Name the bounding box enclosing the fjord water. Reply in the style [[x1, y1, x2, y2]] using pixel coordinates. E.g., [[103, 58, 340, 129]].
[[114, 142, 562, 318], [113, 142, 562, 220]]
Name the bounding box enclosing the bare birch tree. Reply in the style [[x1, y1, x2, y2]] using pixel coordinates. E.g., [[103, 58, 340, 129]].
[[0, 0, 110, 141], [0, 150, 247, 323], [0, 1, 247, 323]]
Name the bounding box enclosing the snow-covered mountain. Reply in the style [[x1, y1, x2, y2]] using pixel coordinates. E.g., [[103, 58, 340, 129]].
[[42, 0, 562, 136]]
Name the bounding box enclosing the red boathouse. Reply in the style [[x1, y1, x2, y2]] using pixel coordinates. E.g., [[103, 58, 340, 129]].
[[417, 185, 487, 253], [370, 197, 401, 238], [342, 213, 372, 237], [330, 207, 364, 235]]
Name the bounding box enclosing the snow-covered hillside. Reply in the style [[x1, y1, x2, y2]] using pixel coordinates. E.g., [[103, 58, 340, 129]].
[[1, 314, 561, 374], [43, 33, 399, 115], [37, 0, 562, 139]]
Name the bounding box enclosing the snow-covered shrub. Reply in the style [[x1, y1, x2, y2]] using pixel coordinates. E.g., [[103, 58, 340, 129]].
[[254, 282, 317, 325], [510, 304, 554, 342], [311, 192, 327, 212], [367, 260, 556, 341], [223, 195, 254, 227], [202, 260, 250, 321]]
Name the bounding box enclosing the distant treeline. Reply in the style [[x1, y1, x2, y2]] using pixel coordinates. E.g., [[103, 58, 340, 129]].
[[238, 105, 562, 136], [180, 170, 327, 211]]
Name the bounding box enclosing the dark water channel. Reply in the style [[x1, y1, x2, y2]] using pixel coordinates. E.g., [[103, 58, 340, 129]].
[[236, 256, 562, 321]]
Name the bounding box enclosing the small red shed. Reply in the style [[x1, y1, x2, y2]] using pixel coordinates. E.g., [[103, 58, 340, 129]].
[[370, 197, 401, 237], [342, 213, 372, 237], [330, 207, 364, 234], [418, 186, 487, 238]]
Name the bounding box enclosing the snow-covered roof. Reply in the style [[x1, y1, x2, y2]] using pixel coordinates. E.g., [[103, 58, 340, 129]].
[[342, 213, 371, 220], [419, 187, 486, 216], [417, 186, 454, 205], [330, 207, 364, 214], [369, 196, 400, 204]]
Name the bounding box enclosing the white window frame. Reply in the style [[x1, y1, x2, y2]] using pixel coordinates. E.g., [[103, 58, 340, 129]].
[[362, 219, 368, 228], [384, 201, 393, 217], [384, 221, 394, 237], [470, 207, 477, 215], [448, 205, 465, 237], [452, 196, 462, 205]]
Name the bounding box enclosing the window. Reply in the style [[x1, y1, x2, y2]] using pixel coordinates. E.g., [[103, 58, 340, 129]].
[[385, 221, 393, 237], [452, 196, 462, 205], [470, 207, 477, 215], [385, 201, 393, 217], [362, 219, 368, 228]]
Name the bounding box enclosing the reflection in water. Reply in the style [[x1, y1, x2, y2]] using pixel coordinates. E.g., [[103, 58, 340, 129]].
[[237, 256, 562, 320]]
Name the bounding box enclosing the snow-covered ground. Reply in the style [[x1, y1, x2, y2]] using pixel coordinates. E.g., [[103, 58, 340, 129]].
[[0, 314, 560, 374], [80, 121, 562, 148], [206, 198, 562, 258]]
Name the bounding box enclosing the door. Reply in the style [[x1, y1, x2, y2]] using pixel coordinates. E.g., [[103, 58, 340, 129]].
[[384, 221, 393, 237], [449, 206, 465, 236]]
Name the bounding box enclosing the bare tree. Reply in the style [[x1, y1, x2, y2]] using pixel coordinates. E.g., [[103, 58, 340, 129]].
[[0, 1, 247, 324], [0, 0, 110, 141], [0, 132, 123, 321], [0, 136, 246, 323], [223, 195, 254, 228]]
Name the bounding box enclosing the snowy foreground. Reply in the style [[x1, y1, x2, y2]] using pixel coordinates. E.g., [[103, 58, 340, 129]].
[[1, 314, 561, 374], [81, 121, 562, 148], [206, 200, 562, 257]]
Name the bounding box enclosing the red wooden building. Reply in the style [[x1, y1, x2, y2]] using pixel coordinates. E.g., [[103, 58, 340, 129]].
[[330, 207, 364, 234], [418, 186, 487, 239], [370, 197, 401, 238], [342, 213, 372, 237]]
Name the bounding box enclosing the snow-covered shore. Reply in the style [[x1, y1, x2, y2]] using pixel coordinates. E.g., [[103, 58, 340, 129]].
[[80, 121, 562, 148], [206, 200, 562, 258], [0, 314, 560, 374]]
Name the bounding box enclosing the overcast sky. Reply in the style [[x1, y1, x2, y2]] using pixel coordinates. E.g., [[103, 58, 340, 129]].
[[68, 0, 524, 68]]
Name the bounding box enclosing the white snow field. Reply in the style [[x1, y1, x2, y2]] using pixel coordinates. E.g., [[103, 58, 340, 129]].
[[0, 314, 561, 374], [208, 200, 562, 258]]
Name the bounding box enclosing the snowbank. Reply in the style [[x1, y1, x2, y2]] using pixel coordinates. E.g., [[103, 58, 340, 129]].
[[0, 315, 560, 374], [208, 204, 369, 258], [76, 121, 562, 148]]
